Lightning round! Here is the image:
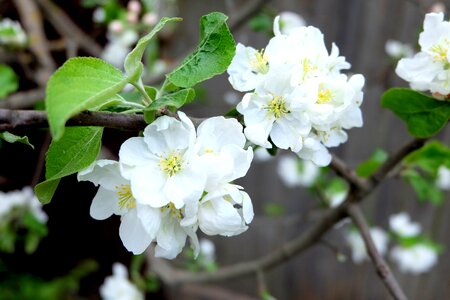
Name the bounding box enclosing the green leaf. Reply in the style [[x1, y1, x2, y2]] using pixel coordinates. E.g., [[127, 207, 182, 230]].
[[401, 169, 443, 205], [356, 148, 388, 177], [263, 203, 285, 217], [0, 131, 34, 149], [404, 140, 450, 174], [124, 17, 182, 82], [0, 64, 18, 98], [147, 88, 195, 111], [35, 127, 103, 204], [46, 57, 128, 141], [381, 88, 450, 138], [167, 12, 236, 88]]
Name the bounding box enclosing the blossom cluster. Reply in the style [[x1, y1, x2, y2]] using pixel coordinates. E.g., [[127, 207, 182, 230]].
[[389, 213, 439, 274], [79, 112, 254, 259], [396, 12, 450, 99], [227, 16, 365, 166], [0, 187, 47, 224], [345, 212, 439, 275]]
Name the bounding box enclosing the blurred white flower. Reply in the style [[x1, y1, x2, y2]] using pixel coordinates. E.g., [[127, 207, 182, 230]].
[[436, 165, 450, 190], [253, 147, 273, 162], [389, 212, 421, 238], [327, 191, 347, 207], [0, 187, 47, 223], [0, 18, 27, 48], [143, 12, 159, 27], [93, 8, 106, 23], [346, 227, 389, 263], [273, 12, 306, 36], [100, 263, 144, 300], [390, 244, 438, 274], [277, 155, 320, 188], [224, 90, 240, 105], [385, 39, 414, 59], [199, 238, 216, 263]]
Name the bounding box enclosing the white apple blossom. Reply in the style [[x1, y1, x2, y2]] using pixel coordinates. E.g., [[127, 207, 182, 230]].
[[253, 147, 273, 162], [327, 191, 347, 208], [193, 116, 253, 191], [390, 244, 438, 274], [228, 15, 364, 166], [277, 155, 320, 188], [78, 160, 160, 254], [100, 263, 144, 300], [194, 184, 253, 237], [101, 21, 139, 68], [389, 212, 421, 238], [396, 12, 450, 96], [436, 165, 450, 190], [119, 112, 206, 209], [0, 18, 27, 48], [0, 187, 47, 223], [345, 227, 389, 263], [385, 39, 414, 60], [273, 12, 306, 36], [237, 65, 311, 151], [227, 43, 269, 92]]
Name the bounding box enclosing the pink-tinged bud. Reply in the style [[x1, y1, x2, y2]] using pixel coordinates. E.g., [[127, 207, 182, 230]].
[[142, 12, 158, 26], [109, 20, 123, 33], [431, 92, 450, 101], [128, 0, 141, 14], [429, 2, 446, 13], [127, 11, 139, 24]]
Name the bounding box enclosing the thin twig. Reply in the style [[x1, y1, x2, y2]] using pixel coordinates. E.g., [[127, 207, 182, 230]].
[[330, 154, 368, 190], [31, 133, 51, 187], [35, 0, 103, 57], [13, 0, 56, 85], [347, 203, 408, 300], [149, 203, 348, 285], [228, 0, 272, 32], [0, 89, 46, 109]]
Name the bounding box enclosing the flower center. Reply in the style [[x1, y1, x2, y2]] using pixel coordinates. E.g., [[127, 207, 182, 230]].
[[161, 202, 182, 219], [430, 38, 450, 65], [265, 96, 290, 119], [250, 49, 269, 74], [115, 184, 136, 209], [301, 58, 318, 81], [316, 88, 333, 104], [159, 150, 184, 177]]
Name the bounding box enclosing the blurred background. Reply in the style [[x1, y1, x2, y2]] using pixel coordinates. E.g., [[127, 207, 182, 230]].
[[0, 0, 449, 299]]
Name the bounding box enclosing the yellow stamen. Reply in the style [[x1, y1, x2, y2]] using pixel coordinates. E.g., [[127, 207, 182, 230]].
[[250, 48, 269, 74], [264, 96, 290, 119], [159, 150, 184, 177], [115, 184, 136, 209], [316, 88, 333, 104]]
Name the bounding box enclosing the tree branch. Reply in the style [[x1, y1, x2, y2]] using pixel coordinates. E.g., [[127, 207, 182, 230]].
[[0, 109, 147, 132], [149, 203, 348, 286], [0, 89, 46, 109], [347, 203, 408, 300], [330, 154, 368, 190]]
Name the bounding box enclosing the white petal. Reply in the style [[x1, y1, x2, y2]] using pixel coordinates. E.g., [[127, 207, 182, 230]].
[[119, 209, 153, 254], [136, 203, 162, 238], [90, 187, 119, 220], [119, 137, 155, 179], [130, 165, 167, 207]]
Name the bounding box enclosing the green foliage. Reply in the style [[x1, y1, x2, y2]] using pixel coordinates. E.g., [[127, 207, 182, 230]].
[[45, 57, 128, 141], [167, 12, 236, 88], [0, 260, 98, 300], [249, 12, 274, 36], [356, 148, 388, 177], [124, 17, 181, 84], [35, 127, 103, 204], [0, 210, 47, 254], [147, 88, 195, 111], [263, 203, 285, 217], [0, 64, 18, 98], [381, 88, 450, 138], [402, 169, 443, 205], [401, 141, 450, 205], [0, 132, 34, 149]]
